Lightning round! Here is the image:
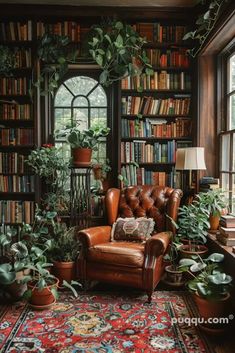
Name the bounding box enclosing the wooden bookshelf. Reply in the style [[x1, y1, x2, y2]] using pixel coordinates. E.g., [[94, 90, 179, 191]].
[[119, 21, 193, 188]]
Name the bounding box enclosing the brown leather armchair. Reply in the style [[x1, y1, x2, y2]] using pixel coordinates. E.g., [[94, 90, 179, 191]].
[[77, 185, 182, 302]]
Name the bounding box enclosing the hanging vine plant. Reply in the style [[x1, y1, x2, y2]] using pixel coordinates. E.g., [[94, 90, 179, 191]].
[[88, 20, 154, 86], [35, 33, 79, 96], [183, 0, 229, 57]]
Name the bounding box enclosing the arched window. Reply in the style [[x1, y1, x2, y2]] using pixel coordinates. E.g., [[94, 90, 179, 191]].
[[54, 75, 108, 166]]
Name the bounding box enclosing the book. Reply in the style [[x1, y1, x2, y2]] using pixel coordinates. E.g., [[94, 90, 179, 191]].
[[219, 226, 235, 238], [216, 233, 235, 246], [220, 214, 235, 228]]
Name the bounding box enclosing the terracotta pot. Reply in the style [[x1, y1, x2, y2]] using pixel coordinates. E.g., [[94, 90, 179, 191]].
[[194, 292, 230, 320], [209, 214, 220, 232], [28, 278, 59, 306], [164, 265, 185, 286], [179, 244, 208, 259], [72, 148, 92, 167], [92, 164, 102, 180], [52, 261, 75, 285]]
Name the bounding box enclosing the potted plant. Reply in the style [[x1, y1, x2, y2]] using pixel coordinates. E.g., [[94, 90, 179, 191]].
[[46, 224, 81, 285], [179, 253, 233, 331], [0, 229, 31, 299], [197, 189, 228, 232], [163, 234, 186, 287], [56, 124, 110, 166], [87, 20, 153, 86], [0, 45, 16, 76], [177, 201, 210, 258], [92, 158, 111, 192], [26, 145, 70, 213]]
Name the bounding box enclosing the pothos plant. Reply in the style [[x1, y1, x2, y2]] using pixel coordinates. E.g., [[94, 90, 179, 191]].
[[88, 20, 154, 86], [183, 0, 228, 57]]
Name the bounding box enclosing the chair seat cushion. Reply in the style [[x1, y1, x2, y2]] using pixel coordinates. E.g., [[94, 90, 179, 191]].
[[88, 241, 145, 268]]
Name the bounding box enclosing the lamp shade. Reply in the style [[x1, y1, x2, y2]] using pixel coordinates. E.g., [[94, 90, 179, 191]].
[[175, 147, 206, 170]]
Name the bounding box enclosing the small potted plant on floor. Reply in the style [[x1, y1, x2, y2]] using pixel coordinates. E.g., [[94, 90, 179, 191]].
[[197, 189, 228, 232], [55, 124, 110, 166], [177, 201, 210, 258], [179, 253, 233, 332], [163, 232, 186, 287], [46, 224, 81, 285]]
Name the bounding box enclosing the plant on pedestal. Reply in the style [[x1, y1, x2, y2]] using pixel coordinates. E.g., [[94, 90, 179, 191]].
[[55, 124, 110, 166]]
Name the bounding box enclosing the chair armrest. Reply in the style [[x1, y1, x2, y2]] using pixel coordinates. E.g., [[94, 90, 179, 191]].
[[77, 226, 112, 248], [145, 231, 172, 257]]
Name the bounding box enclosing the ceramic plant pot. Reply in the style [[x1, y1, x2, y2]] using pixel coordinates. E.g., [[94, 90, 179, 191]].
[[28, 278, 59, 307], [52, 261, 75, 285], [179, 244, 208, 259], [72, 148, 92, 167]]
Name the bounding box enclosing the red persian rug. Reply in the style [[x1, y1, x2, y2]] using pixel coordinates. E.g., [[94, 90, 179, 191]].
[[0, 291, 212, 353]]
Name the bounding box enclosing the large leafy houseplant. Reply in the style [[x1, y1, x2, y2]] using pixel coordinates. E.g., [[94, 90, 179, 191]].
[[26, 145, 70, 213], [0, 45, 16, 76], [88, 20, 153, 86], [179, 253, 233, 327], [177, 200, 210, 256]]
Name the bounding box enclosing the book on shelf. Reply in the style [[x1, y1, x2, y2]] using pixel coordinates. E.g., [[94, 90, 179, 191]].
[[0, 175, 34, 193], [220, 214, 235, 228], [216, 232, 235, 246], [121, 71, 191, 90], [121, 140, 176, 164], [135, 23, 186, 43], [121, 117, 191, 138], [121, 96, 191, 115], [0, 20, 32, 41], [0, 200, 34, 224], [0, 104, 31, 120], [0, 152, 30, 174], [0, 77, 31, 95], [0, 128, 33, 146], [145, 48, 190, 68], [36, 21, 81, 42]]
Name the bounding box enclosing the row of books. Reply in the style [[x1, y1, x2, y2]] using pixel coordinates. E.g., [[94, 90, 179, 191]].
[[37, 21, 82, 41], [0, 104, 31, 120], [0, 21, 32, 41], [0, 200, 34, 224], [0, 78, 31, 95], [0, 152, 30, 174], [121, 118, 192, 138], [121, 140, 176, 164], [121, 165, 177, 187], [136, 23, 186, 43], [199, 176, 220, 192], [121, 96, 191, 115], [0, 128, 33, 146], [121, 71, 191, 90], [145, 48, 190, 68], [0, 175, 35, 193], [14, 49, 32, 68]]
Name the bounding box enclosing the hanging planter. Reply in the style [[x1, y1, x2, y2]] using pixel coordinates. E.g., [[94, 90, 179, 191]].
[[87, 20, 153, 86]]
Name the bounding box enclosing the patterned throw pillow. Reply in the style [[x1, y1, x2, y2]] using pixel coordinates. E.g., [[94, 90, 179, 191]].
[[111, 217, 155, 242]]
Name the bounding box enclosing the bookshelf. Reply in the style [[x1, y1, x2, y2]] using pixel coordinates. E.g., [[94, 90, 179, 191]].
[[119, 22, 193, 188], [0, 19, 35, 224]]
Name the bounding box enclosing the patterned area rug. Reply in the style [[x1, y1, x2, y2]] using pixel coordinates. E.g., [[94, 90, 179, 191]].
[[0, 291, 212, 353]]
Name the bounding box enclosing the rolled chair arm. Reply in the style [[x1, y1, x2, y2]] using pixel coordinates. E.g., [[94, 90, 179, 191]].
[[144, 231, 172, 257], [77, 226, 112, 248]]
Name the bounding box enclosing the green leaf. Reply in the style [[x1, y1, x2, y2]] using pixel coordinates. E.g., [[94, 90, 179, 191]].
[[50, 287, 59, 300], [204, 10, 211, 20], [179, 258, 197, 267], [115, 34, 123, 47], [104, 34, 112, 44], [190, 262, 207, 272], [99, 70, 108, 84], [115, 21, 124, 30], [62, 280, 78, 297], [206, 253, 224, 263], [95, 54, 103, 67]]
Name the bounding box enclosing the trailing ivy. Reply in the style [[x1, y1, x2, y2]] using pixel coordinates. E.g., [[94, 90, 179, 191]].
[[183, 0, 228, 57]]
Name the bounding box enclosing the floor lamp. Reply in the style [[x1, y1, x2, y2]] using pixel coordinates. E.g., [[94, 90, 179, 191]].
[[175, 147, 207, 191]]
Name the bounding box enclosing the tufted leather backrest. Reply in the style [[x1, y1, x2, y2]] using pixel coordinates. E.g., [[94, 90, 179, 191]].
[[106, 186, 182, 233]]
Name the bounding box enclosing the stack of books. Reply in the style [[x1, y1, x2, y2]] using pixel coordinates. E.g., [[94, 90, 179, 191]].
[[199, 176, 219, 192], [217, 215, 235, 246]]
